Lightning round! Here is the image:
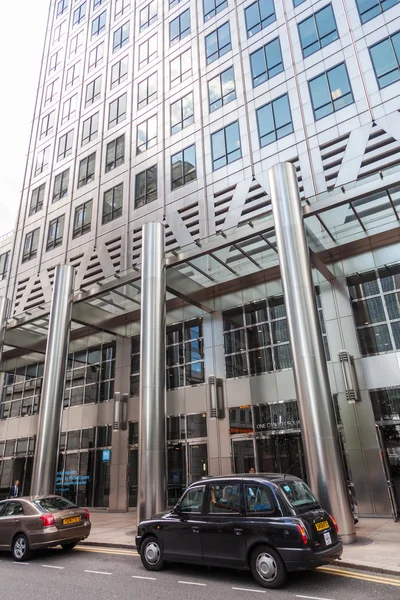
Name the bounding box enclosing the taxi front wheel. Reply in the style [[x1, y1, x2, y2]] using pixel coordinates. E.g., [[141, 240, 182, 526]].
[[140, 536, 165, 571], [250, 545, 287, 589]]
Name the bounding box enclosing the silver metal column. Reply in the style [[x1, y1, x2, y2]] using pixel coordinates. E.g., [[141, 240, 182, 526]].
[[31, 265, 75, 497], [137, 222, 167, 524], [0, 296, 11, 365], [269, 162, 356, 544]]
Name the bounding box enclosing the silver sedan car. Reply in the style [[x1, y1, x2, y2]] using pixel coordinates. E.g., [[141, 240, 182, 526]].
[[0, 495, 91, 561]]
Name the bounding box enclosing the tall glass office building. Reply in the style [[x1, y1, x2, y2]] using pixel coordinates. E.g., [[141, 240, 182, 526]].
[[0, 0, 399, 518]]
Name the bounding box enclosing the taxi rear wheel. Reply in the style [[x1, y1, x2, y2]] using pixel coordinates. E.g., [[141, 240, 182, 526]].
[[140, 536, 165, 571], [250, 545, 287, 589]]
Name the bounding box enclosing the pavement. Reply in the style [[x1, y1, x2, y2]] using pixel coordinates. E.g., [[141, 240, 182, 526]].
[[82, 510, 400, 576]]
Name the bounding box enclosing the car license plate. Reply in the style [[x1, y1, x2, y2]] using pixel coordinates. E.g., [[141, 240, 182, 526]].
[[324, 531, 332, 546], [315, 520, 329, 531], [63, 516, 80, 525]]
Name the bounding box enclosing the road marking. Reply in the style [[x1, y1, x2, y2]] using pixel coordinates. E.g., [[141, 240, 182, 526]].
[[296, 595, 335, 600], [232, 587, 266, 593], [317, 567, 400, 587], [178, 581, 207, 586], [132, 575, 157, 580], [84, 569, 113, 575], [13, 562, 30, 565], [42, 565, 64, 570]]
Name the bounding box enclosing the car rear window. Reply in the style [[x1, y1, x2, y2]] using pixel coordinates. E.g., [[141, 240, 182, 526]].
[[279, 480, 319, 509], [33, 497, 78, 513]]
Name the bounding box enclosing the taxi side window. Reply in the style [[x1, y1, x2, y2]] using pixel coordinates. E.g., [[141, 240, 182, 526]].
[[245, 484, 278, 516], [180, 486, 205, 513], [208, 484, 241, 513]]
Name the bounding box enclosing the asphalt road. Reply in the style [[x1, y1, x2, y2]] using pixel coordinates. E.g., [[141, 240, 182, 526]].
[[0, 545, 398, 600]]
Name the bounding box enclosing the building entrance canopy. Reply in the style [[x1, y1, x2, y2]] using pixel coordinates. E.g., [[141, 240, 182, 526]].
[[1, 164, 400, 371]]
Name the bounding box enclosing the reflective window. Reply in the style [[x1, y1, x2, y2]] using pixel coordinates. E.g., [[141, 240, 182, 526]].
[[298, 4, 338, 58], [250, 38, 283, 87], [88, 42, 104, 71], [92, 10, 107, 37], [73, 2, 86, 26], [65, 62, 80, 89], [57, 130, 74, 161], [85, 75, 102, 106], [78, 153, 96, 188], [209, 483, 241, 513], [53, 20, 67, 44], [73, 200, 92, 238], [62, 95, 77, 124], [293, 0, 306, 5], [245, 484, 276, 514], [170, 49, 192, 87], [45, 79, 59, 106], [115, 0, 130, 19], [370, 32, 400, 89], [137, 115, 157, 153], [56, 0, 69, 17], [82, 113, 99, 145], [49, 50, 61, 73], [171, 145, 196, 190], [356, 0, 399, 23], [245, 0, 275, 38], [205, 22, 231, 64], [40, 111, 55, 139], [53, 169, 69, 202], [0, 252, 10, 281], [135, 166, 157, 208], [211, 121, 241, 170], [170, 9, 190, 46], [34, 147, 50, 176], [139, 35, 157, 68], [111, 56, 128, 89], [94, 0, 105, 7], [113, 21, 129, 51], [180, 486, 205, 513], [204, 0, 227, 21], [105, 134, 125, 172], [370, 387, 400, 422], [208, 66, 236, 112], [102, 183, 123, 223], [138, 73, 157, 109], [229, 406, 253, 434], [256, 94, 293, 147], [309, 62, 353, 120], [46, 216, 64, 251], [140, 0, 157, 31], [171, 92, 194, 135], [70, 31, 84, 56], [108, 93, 127, 128], [29, 184, 46, 215], [187, 413, 207, 438]]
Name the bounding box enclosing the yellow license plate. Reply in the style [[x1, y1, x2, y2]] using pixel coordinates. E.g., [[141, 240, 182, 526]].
[[63, 516, 80, 525], [315, 520, 329, 532]]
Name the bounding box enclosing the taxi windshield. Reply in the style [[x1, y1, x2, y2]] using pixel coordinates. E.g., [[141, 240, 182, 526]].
[[279, 480, 319, 510]]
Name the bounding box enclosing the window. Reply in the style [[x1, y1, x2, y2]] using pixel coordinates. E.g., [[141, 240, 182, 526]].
[[208, 66, 236, 112], [82, 113, 99, 145], [309, 62, 353, 120], [293, 0, 306, 5], [53, 169, 70, 202], [85, 75, 102, 106], [245, 0, 276, 37], [113, 21, 129, 51], [56, 0, 69, 17], [103, 183, 123, 223], [204, 0, 227, 21], [29, 184, 45, 215], [139, 36, 157, 68], [47, 216, 64, 251], [108, 93, 127, 128], [94, 0, 105, 7], [53, 20, 66, 43], [170, 49, 191, 86], [111, 56, 128, 89], [170, 0, 183, 8], [171, 145, 196, 190], [115, 0, 130, 19], [209, 483, 241, 513], [62, 95, 77, 124], [78, 153, 96, 188], [370, 32, 400, 89], [70, 31, 84, 56], [0, 252, 9, 280], [22, 229, 40, 263], [45, 79, 59, 105], [73, 200, 92, 238], [105, 135, 125, 171], [245, 484, 277, 514], [256, 94, 293, 147], [92, 10, 106, 37], [211, 121, 241, 170], [138, 73, 157, 109], [88, 42, 104, 71], [66, 62, 80, 89], [137, 115, 157, 153], [348, 265, 400, 355], [205, 23, 231, 64], [40, 111, 55, 139], [73, 2, 86, 26], [298, 5, 338, 58], [356, 0, 399, 24], [180, 486, 205, 513], [250, 38, 283, 87], [49, 50, 61, 73], [170, 9, 190, 46], [140, 1, 157, 31], [170, 92, 194, 135], [166, 319, 205, 388], [35, 147, 50, 176], [57, 130, 74, 161], [135, 166, 157, 208]]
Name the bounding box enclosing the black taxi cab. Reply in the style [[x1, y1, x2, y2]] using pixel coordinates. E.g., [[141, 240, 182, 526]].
[[136, 474, 343, 589]]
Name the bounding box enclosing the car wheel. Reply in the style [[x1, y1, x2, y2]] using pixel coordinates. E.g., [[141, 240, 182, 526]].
[[140, 536, 165, 571], [250, 545, 287, 589], [12, 534, 30, 562], [61, 542, 78, 551]]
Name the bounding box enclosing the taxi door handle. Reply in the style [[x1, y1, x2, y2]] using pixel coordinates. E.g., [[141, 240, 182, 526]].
[[234, 528, 243, 536], [192, 526, 200, 534]]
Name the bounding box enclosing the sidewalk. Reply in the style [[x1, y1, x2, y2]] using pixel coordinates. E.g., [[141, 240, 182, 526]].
[[81, 512, 400, 575]]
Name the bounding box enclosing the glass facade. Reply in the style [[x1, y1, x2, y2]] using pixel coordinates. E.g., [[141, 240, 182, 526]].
[[0, 436, 36, 500]]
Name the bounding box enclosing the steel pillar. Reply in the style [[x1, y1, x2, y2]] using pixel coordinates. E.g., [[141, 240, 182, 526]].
[[31, 265, 75, 496], [0, 297, 11, 364], [137, 222, 166, 524], [268, 162, 356, 544]]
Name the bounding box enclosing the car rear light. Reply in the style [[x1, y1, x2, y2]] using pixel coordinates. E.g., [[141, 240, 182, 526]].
[[297, 523, 308, 545], [329, 514, 338, 533], [40, 514, 55, 527], [84, 509, 90, 521]]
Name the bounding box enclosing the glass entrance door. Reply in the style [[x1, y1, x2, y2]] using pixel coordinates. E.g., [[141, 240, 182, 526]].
[[128, 448, 138, 508], [256, 434, 306, 480], [168, 444, 186, 506], [188, 443, 208, 484], [232, 439, 255, 473], [376, 424, 400, 520]]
